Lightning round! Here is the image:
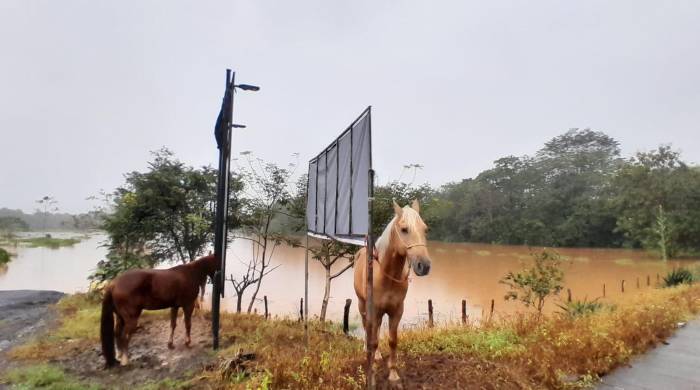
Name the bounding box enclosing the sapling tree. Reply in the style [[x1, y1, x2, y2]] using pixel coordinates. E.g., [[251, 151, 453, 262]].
[[310, 239, 356, 322], [230, 153, 300, 313], [500, 249, 564, 314], [35, 196, 58, 232]]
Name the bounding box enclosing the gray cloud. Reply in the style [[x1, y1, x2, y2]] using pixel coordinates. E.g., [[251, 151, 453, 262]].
[[1, 0, 698, 213]]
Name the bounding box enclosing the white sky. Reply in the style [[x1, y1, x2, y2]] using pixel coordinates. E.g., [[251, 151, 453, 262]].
[[1, 1, 699, 213]]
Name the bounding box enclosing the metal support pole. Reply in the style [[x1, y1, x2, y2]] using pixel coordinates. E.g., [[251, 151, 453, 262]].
[[366, 168, 375, 390], [212, 69, 235, 350], [304, 234, 309, 347]]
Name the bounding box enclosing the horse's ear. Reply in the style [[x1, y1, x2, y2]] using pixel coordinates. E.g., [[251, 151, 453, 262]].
[[411, 199, 420, 213], [392, 199, 403, 217]]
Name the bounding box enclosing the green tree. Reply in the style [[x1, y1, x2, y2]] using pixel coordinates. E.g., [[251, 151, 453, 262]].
[[612, 146, 700, 257], [92, 148, 240, 282], [500, 250, 565, 313]]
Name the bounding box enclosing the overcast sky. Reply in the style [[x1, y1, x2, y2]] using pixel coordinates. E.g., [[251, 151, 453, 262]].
[[1, 1, 699, 214]]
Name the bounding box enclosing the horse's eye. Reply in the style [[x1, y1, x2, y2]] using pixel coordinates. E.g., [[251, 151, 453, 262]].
[[401, 227, 409, 234]]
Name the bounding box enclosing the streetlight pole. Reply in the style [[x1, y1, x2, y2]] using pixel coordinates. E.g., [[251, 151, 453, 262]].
[[212, 69, 259, 350]]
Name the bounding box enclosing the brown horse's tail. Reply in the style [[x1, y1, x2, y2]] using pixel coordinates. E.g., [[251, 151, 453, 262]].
[[100, 286, 118, 368]]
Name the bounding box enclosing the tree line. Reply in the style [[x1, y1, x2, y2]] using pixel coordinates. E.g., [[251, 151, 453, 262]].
[[385, 129, 700, 259]]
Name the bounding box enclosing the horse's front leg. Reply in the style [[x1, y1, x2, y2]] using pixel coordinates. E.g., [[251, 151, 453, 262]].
[[387, 305, 404, 385], [168, 307, 178, 349], [183, 303, 194, 347]]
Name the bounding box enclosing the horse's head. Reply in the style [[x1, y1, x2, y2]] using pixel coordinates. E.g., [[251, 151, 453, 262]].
[[391, 199, 432, 276], [200, 254, 220, 280]]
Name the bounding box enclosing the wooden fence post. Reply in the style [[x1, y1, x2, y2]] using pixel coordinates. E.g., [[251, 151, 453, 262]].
[[647, 275, 650, 287], [621, 280, 625, 293], [343, 299, 352, 335], [428, 299, 434, 328], [657, 273, 660, 285], [490, 299, 495, 321], [603, 283, 606, 297], [567, 288, 572, 303], [299, 298, 304, 322], [636, 277, 640, 289], [461, 299, 467, 325], [264, 295, 268, 320]]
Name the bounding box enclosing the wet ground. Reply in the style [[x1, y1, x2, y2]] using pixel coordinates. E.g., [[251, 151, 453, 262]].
[[53, 310, 217, 388], [0, 290, 64, 372]]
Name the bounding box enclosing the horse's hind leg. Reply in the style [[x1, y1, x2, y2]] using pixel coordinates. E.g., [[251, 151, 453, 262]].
[[358, 298, 367, 334], [115, 314, 125, 361], [168, 307, 178, 349], [120, 314, 139, 366], [387, 306, 404, 385], [183, 303, 194, 347]]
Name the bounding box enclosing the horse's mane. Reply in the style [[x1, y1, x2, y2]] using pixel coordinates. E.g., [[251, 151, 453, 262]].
[[375, 206, 421, 261]]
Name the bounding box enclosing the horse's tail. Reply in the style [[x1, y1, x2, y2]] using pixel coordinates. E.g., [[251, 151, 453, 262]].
[[100, 286, 118, 368]]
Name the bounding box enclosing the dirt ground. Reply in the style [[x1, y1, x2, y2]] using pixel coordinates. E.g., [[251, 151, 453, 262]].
[[55, 313, 218, 389], [372, 354, 532, 390]]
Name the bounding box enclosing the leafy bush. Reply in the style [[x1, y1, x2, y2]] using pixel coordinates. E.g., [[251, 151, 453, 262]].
[[663, 268, 694, 287], [0, 248, 10, 265], [500, 249, 565, 313], [88, 251, 154, 286], [557, 297, 605, 318]]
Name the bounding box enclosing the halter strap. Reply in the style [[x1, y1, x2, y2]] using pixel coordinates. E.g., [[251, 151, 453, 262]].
[[393, 223, 427, 250]]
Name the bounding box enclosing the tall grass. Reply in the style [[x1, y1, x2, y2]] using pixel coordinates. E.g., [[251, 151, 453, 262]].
[[7, 286, 700, 389]]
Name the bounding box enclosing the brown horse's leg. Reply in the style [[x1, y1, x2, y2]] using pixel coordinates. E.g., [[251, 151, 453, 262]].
[[120, 311, 140, 366], [183, 303, 194, 347], [115, 314, 125, 361], [168, 307, 178, 349], [387, 306, 404, 384]]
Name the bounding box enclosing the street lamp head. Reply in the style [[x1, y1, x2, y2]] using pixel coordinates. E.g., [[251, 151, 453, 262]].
[[231, 124, 247, 129], [235, 84, 260, 91]]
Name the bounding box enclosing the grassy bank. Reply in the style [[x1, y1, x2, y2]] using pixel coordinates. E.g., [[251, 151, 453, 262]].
[[5, 285, 700, 389], [18, 236, 82, 249]]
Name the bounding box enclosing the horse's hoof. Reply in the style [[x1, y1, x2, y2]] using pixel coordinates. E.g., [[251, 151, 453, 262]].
[[374, 349, 383, 362], [167, 342, 175, 349], [388, 370, 402, 388]]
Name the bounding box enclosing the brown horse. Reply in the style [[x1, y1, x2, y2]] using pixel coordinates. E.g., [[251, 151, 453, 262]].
[[353, 200, 432, 384], [100, 254, 218, 367]]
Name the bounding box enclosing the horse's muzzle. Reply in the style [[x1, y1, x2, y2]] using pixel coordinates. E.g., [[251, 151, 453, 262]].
[[412, 258, 431, 276]]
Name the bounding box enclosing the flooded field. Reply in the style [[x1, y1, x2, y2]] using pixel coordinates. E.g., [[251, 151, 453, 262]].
[[1, 232, 697, 325]]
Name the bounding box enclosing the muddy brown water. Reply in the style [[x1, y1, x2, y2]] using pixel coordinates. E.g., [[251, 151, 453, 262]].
[[1, 232, 697, 327]]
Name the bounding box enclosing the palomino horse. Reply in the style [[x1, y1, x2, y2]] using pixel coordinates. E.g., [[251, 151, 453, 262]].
[[354, 200, 432, 384], [100, 254, 218, 367]]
